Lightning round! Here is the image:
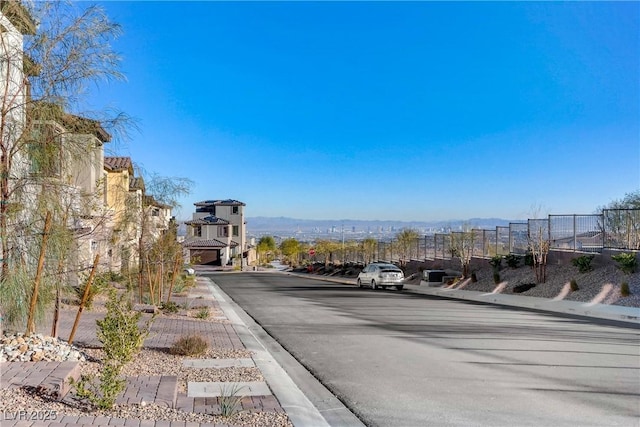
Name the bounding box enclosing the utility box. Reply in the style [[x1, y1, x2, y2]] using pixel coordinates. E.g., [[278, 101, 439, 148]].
[[422, 270, 447, 284]]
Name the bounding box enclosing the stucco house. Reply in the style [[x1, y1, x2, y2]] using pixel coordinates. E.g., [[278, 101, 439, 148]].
[[103, 157, 173, 273], [0, 0, 36, 270], [184, 199, 247, 266], [10, 102, 112, 282], [104, 156, 142, 272]]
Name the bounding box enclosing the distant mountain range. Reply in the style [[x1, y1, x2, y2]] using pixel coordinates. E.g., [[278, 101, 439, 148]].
[[245, 216, 518, 235], [176, 216, 521, 239]]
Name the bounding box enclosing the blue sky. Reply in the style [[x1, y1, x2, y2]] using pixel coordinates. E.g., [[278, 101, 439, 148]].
[[90, 1, 639, 221]]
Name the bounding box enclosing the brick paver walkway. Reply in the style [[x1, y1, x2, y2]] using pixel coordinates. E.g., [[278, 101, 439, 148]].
[[0, 277, 287, 427]]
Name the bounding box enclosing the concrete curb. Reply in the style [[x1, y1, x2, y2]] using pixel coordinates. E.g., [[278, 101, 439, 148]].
[[285, 271, 640, 326], [204, 277, 365, 427], [408, 285, 640, 325]]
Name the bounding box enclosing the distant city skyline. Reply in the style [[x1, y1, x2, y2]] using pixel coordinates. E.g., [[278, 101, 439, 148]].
[[91, 1, 638, 222]]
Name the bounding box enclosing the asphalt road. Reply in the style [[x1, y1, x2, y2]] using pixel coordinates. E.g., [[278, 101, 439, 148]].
[[206, 272, 640, 427]]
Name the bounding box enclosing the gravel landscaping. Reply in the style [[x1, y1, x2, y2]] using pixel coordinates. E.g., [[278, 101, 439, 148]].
[[0, 283, 294, 427], [430, 263, 640, 307]]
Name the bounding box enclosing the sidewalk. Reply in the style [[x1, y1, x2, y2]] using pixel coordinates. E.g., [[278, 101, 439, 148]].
[[0, 277, 336, 427]]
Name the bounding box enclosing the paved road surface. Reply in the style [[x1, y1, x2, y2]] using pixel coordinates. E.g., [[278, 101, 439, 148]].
[[206, 272, 640, 427]]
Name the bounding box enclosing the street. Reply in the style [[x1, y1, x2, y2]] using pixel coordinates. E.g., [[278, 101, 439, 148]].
[[205, 272, 640, 427]]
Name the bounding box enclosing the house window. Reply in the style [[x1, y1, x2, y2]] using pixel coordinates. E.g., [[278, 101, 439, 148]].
[[232, 206, 239, 214], [232, 225, 239, 237], [218, 226, 229, 238], [151, 208, 159, 217], [194, 226, 202, 237], [91, 241, 98, 251]]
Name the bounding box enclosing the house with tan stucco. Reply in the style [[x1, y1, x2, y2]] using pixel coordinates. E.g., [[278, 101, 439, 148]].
[[184, 199, 248, 266], [103, 156, 173, 273]]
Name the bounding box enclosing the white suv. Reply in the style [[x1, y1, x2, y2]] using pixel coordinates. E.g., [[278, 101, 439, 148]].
[[357, 263, 405, 291]]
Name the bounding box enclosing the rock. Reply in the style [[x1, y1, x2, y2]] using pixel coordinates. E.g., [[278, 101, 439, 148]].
[[1, 333, 87, 362]]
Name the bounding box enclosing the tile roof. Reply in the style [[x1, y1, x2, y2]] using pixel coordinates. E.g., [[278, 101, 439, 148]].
[[129, 176, 145, 191], [144, 195, 171, 209], [185, 216, 230, 226], [194, 199, 245, 207], [63, 114, 111, 143], [104, 156, 132, 172], [183, 238, 229, 248]]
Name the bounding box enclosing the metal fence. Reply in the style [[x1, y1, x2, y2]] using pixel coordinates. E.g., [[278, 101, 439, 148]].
[[370, 209, 639, 263], [301, 209, 640, 264], [549, 214, 603, 252], [603, 209, 640, 250]]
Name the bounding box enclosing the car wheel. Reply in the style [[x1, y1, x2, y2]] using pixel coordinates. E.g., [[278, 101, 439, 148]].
[[371, 280, 377, 290], [357, 279, 363, 288], [395, 285, 404, 291]]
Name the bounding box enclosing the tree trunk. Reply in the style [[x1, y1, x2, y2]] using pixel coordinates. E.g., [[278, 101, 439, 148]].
[[26, 211, 53, 336], [68, 254, 100, 345], [165, 252, 181, 304], [0, 152, 10, 283]]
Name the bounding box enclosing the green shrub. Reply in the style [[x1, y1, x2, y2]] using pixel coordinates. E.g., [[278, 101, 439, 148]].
[[97, 290, 153, 365], [73, 362, 125, 410], [169, 334, 208, 356], [621, 282, 631, 297], [523, 253, 534, 267], [72, 290, 154, 410], [160, 301, 179, 314], [103, 271, 125, 283], [489, 255, 502, 272], [571, 255, 595, 273], [612, 253, 637, 274], [570, 279, 579, 292], [195, 307, 210, 319], [505, 254, 521, 269]]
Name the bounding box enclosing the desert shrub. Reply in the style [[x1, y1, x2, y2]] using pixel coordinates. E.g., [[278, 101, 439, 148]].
[[171, 281, 186, 295], [621, 282, 631, 297], [493, 272, 501, 285], [73, 362, 125, 410], [612, 253, 637, 274], [169, 334, 208, 356], [489, 255, 502, 272], [571, 255, 594, 273], [183, 275, 196, 288], [103, 271, 125, 283], [160, 301, 179, 314], [73, 290, 154, 409], [523, 253, 534, 267], [570, 279, 579, 292], [195, 307, 210, 319], [505, 254, 521, 269], [97, 290, 153, 365], [219, 383, 245, 417]]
